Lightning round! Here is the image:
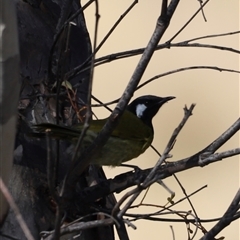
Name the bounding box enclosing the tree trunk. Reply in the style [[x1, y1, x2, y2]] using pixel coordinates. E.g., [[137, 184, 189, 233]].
[[0, 1, 115, 239]]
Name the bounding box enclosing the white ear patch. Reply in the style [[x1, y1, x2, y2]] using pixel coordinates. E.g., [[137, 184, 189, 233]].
[[136, 104, 147, 118]]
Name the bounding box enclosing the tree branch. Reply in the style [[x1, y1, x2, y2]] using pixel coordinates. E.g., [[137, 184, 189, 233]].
[[137, 66, 240, 91], [91, 37, 240, 70], [42, 218, 115, 240], [199, 148, 240, 166], [0, 178, 34, 240]]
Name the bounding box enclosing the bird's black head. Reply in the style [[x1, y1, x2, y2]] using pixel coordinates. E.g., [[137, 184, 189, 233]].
[[127, 95, 175, 129]]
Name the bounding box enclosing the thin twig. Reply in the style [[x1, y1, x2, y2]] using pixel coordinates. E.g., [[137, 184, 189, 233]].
[[47, 0, 95, 79], [0, 178, 34, 240], [91, 63, 240, 108], [66, 0, 138, 79], [125, 214, 227, 224], [91, 33, 240, 70], [62, 212, 120, 229], [151, 142, 203, 232], [171, 174, 203, 229], [91, 95, 114, 112], [198, 0, 207, 22], [155, 118, 240, 177], [62, 2, 240, 79], [171, 42, 240, 54], [139, 187, 150, 205], [143, 104, 196, 186], [129, 184, 207, 214], [182, 30, 240, 43], [137, 66, 240, 90], [167, 0, 210, 43], [170, 225, 175, 240]]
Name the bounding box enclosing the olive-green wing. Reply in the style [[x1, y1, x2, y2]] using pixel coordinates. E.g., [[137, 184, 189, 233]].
[[86, 111, 152, 140], [31, 123, 81, 141], [31, 111, 153, 146]]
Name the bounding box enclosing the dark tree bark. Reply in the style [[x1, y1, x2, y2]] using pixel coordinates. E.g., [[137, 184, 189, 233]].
[[1, 1, 115, 239]]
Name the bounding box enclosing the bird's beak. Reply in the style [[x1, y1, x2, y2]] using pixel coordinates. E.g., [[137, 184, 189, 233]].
[[151, 96, 175, 109], [160, 96, 176, 104]]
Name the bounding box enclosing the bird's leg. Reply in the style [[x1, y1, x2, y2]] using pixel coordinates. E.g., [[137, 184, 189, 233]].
[[119, 164, 144, 187], [120, 163, 142, 173]]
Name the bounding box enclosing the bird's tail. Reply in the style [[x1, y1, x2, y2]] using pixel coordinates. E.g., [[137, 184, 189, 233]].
[[30, 123, 81, 141]]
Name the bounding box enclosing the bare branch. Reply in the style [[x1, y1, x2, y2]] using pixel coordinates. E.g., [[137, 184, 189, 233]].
[[171, 42, 240, 54], [198, 0, 207, 22], [0, 178, 34, 240], [91, 36, 240, 69], [204, 118, 240, 153], [171, 172, 203, 233], [168, 0, 210, 42], [199, 148, 240, 166], [170, 225, 175, 240], [143, 104, 196, 185], [128, 184, 207, 217], [66, 0, 138, 80], [155, 118, 240, 178], [91, 65, 239, 109], [41, 218, 114, 240], [137, 66, 240, 91], [48, 0, 95, 79], [182, 30, 240, 43]]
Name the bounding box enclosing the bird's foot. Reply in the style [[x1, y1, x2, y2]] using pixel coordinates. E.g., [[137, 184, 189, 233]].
[[120, 163, 142, 173]]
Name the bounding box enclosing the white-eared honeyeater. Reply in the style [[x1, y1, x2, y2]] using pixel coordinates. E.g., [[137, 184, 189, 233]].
[[32, 95, 175, 166]]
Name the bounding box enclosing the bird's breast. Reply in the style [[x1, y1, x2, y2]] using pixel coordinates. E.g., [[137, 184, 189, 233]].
[[70, 129, 152, 166], [92, 136, 152, 166]]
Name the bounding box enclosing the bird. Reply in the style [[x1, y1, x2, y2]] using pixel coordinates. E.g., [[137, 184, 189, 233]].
[[32, 95, 175, 166]]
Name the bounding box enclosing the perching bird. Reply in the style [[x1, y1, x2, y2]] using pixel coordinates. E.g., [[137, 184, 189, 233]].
[[32, 95, 175, 166]]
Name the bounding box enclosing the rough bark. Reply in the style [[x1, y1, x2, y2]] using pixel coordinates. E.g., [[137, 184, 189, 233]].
[[0, 1, 115, 239]]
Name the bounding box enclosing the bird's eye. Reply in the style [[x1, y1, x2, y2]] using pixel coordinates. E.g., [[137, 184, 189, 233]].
[[145, 101, 149, 105]]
